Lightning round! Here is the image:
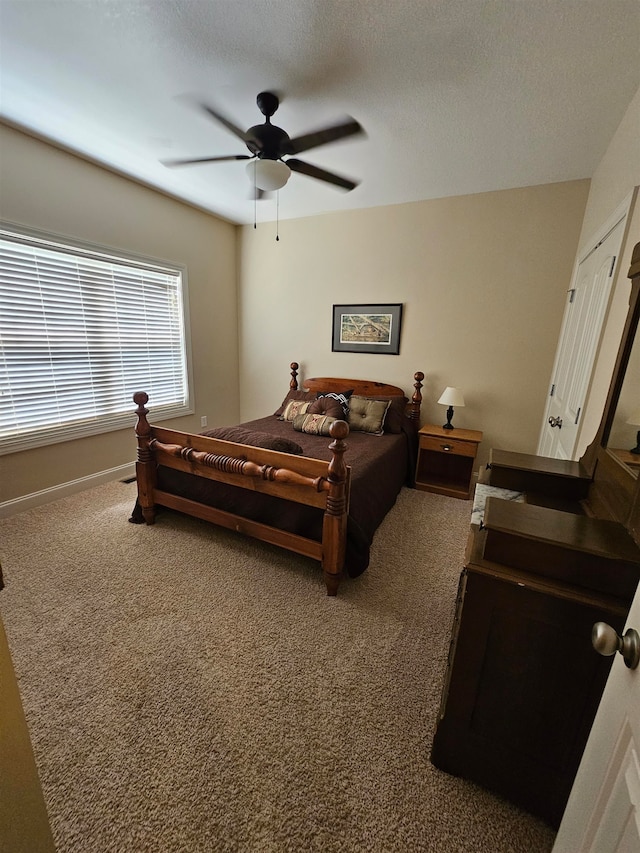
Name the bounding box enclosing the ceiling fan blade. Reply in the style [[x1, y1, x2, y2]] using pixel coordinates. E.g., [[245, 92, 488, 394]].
[[285, 118, 364, 156], [287, 158, 359, 191], [162, 154, 253, 167], [199, 103, 254, 144]]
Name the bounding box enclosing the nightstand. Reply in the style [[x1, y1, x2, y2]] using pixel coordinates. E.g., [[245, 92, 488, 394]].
[[415, 424, 483, 499]]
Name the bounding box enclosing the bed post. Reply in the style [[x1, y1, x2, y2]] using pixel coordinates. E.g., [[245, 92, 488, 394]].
[[133, 392, 157, 525], [322, 420, 350, 596], [408, 371, 424, 422], [290, 361, 299, 391]]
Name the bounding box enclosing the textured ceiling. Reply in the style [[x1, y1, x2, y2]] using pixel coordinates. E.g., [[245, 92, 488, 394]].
[[1, 0, 639, 225]]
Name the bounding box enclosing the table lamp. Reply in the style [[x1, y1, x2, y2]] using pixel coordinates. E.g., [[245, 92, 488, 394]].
[[627, 409, 640, 454], [438, 387, 465, 430]]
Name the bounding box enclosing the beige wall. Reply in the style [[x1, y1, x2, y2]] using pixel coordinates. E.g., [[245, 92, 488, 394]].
[[238, 180, 590, 468], [573, 86, 640, 457], [5, 78, 638, 506], [0, 124, 239, 504], [578, 86, 640, 246]]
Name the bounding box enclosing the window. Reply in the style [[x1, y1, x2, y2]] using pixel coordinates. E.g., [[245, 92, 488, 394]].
[[0, 223, 193, 455]]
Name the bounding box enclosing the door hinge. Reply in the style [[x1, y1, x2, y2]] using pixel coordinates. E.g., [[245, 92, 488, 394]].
[[568, 288, 576, 303], [575, 407, 581, 425], [550, 384, 555, 397], [609, 255, 617, 277]]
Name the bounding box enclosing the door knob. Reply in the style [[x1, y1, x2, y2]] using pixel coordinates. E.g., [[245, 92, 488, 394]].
[[592, 622, 640, 670], [548, 416, 563, 429]]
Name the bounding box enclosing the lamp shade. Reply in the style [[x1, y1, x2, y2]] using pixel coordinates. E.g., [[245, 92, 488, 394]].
[[437, 387, 465, 407], [246, 159, 291, 191]]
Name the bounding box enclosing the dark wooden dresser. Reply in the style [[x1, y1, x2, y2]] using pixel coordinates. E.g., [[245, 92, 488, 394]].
[[431, 240, 640, 827], [431, 501, 640, 827]]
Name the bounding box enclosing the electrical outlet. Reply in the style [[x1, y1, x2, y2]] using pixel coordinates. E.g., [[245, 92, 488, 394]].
[[200, 415, 207, 427]]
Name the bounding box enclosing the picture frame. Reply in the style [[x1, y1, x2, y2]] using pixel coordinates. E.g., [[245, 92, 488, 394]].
[[331, 303, 403, 355]]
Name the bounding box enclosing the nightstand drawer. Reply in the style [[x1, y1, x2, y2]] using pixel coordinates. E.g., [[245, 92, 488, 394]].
[[420, 435, 477, 457]]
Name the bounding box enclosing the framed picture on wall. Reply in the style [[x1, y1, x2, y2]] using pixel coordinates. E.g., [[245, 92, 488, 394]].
[[331, 303, 403, 355]]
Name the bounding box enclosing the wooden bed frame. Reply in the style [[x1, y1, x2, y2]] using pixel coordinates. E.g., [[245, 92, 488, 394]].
[[133, 363, 424, 596]]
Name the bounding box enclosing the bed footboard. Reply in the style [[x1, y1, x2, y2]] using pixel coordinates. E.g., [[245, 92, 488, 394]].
[[132, 392, 350, 596]]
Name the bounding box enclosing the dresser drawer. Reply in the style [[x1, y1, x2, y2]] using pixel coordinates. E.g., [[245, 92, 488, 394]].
[[420, 435, 477, 457]]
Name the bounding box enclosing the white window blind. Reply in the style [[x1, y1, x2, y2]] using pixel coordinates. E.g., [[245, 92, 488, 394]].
[[0, 225, 192, 455]]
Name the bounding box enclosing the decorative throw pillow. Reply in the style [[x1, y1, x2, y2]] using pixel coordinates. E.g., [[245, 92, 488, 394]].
[[201, 426, 304, 455], [315, 390, 353, 419], [292, 412, 337, 436], [365, 395, 409, 433], [274, 389, 316, 417], [347, 395, 391, 435], [307, 395, 345, 420], [280, 399, 313, 422]]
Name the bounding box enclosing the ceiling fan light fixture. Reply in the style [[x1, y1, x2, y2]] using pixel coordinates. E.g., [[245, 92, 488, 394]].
[[247, 159, 291, 191]]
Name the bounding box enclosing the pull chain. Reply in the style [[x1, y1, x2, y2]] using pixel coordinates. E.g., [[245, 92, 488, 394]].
[[276, 190, 280, 242], [253, 162, 257, 230]]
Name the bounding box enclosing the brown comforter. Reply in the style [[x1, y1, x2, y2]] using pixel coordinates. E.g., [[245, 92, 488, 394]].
[[132, 415, 417, 577]]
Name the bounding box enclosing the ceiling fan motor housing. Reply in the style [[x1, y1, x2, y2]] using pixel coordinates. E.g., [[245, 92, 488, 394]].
[[246, 123, 290, 160]]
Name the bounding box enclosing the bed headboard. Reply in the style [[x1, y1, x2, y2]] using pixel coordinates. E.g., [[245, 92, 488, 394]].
[[288, 362, 424, 422]]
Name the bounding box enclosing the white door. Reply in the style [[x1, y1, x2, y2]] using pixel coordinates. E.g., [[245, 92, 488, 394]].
[[552, 581, 640, 852], [539, 215, 626, 459]]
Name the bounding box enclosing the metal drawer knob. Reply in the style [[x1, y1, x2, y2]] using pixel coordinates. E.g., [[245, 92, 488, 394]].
[[592, 622, 640, 669]]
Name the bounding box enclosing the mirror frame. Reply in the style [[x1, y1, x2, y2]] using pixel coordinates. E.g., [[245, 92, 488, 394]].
[[581, 241, 640, 544]]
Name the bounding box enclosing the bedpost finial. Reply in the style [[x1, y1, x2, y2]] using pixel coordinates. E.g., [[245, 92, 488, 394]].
[[290, 362, 299, 391], [329, 419, 349, 441], [133, 391, 151, 437], [328, 419, 349, 481], [409, 372, 424, 422]]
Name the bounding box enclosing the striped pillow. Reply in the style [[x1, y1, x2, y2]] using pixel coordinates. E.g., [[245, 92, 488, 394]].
[[292, 412, 337, 436], [280, 399, 312, 422]]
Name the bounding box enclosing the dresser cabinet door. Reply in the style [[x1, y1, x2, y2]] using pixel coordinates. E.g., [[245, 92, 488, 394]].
[[431, 568, 623, 827]]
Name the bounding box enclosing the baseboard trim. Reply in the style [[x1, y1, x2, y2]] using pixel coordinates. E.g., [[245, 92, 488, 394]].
[[0, 463, 136, 518]]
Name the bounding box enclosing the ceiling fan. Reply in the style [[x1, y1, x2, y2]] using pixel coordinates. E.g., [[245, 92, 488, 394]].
[[163, 91, 364, 196]]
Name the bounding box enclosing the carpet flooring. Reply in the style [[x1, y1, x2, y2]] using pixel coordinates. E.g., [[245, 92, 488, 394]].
[[0, 480, 556, 852]]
